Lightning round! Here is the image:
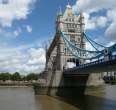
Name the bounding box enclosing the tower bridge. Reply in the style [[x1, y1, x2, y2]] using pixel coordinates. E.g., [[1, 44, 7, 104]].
[[35, 4, 116, 96], [46, 4, 85, 71]]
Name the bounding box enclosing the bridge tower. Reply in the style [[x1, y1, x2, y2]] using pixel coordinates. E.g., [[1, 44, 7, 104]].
[[56, 4, 85, 71], [44, 4, 86, 90], [36, 3, 109, 96]]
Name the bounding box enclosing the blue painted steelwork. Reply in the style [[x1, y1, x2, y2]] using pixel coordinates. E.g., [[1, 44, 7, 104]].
[[60, 31, 116, 61], [64, 54, 116, 74], [83, 33, 106, 50]]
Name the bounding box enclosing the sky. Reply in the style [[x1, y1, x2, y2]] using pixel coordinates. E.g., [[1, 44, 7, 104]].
[[0, 0, 115, 75]]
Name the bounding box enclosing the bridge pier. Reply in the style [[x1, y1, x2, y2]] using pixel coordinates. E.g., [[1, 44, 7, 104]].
[[34, 70, 105, 96], [86, 73, 104, 86], [47, 70, 63, 96]]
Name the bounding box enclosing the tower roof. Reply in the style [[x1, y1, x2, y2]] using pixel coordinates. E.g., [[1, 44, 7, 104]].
[[58, 6, 62, 15], [63, 4, 74, 17], [66, 2, 72, 8]]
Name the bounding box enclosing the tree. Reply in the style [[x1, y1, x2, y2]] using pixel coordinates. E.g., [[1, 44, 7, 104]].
[[26, 73, 38, 81], [21, 76, 26, 81], [0, 73, 11, 81], [11, 72, 21, 81]]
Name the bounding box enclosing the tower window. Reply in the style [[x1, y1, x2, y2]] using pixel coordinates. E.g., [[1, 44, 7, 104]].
[[78, 38, 81, 42], [68, 29, 75, 33], [69, 18, 71, 22], [72, 24, 75, 28], [67, 24, 69, 28], [70, 36, 75, 43], [64, 48, 66, 54], [72, 19, 74, 22]]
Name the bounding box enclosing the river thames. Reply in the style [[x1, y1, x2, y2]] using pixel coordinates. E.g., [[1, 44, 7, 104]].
[[0, 85, 116, 110]]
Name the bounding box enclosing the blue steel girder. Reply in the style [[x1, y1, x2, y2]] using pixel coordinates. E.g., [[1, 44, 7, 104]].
[[61, 31, 116, 60], [61, 32, 104, 60]]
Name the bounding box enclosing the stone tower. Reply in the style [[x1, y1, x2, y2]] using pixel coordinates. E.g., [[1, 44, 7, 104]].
[[56, 4, 85, 71], [45, 4, 86, 88], [44, 3, 103, 90]]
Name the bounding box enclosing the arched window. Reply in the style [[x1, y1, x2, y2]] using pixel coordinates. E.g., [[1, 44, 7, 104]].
[[70, 35, 75, 43]]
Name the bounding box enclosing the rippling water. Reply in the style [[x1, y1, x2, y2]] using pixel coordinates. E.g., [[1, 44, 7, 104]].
[[0, 85, 116, 110]]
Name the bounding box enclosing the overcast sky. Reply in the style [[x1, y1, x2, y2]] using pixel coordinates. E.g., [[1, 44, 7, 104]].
[[0, 0, 115, 74]]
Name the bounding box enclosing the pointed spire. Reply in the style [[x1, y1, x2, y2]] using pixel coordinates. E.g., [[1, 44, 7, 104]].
[[67, 0, 71, 8], [58, 6, 62, 15], [80, 12, 84, 18], [68, 0, 70, 5]]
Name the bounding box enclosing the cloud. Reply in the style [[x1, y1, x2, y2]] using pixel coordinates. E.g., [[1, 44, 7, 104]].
[[26, 25, 32, 33], [13, 27, 22, 37], [0, 27, 22, 37], [105, 8, 116, 41], [13, 30, 19, 36], [106, 41, 115, 47], [86, 42, 95, 51], [28, 48, 46, 65], [0, 44, 46, 75], [73, 0, 116, 41], [0, 0, 36, 27], [83, 13, 108, 30], [83, 13, 95, 30], [73, 0, 116, 14]]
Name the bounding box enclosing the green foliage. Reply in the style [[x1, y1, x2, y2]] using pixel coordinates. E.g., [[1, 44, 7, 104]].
[[22, 76, 26, 81], [26, 73, 38, 81], [0, 72, 39, 81], [0, 73, 11, 81], [11, 72, 21, 81]]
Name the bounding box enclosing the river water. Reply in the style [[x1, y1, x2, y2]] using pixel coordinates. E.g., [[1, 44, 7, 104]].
[[0, 85, 116, 110]]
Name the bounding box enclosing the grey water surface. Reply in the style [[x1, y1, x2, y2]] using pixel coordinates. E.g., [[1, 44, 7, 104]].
[[0, 85, 115, 110]]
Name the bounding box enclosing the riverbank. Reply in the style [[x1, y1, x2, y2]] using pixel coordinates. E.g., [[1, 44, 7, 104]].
[[0, 83, 33, 87], [0, 86, 31, 88]]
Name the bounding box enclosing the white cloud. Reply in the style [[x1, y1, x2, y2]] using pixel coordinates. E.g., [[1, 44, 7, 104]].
[[28, 48, 46, 65], [73, 0, 116, 14], [0, 28, 22, 37], [65, 62, 76, 68], [105, 8, 116, 41], [0, 0, 36, 27], [14, 30, 19, 36], [83, 13, 108, 30], [96, 16, 108, 28], [26, 25, 32, 33], [73, 0, 116, 41], [106, 41, 115, 47], [0, 44, 46, 75], [83, 13, 96, 30], [13, 27, 22, 37]]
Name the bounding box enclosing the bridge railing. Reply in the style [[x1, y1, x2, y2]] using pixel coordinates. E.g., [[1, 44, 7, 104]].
[[64, 55, 116, 71]]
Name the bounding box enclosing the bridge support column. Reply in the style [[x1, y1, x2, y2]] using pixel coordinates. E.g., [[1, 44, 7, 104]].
[[47, 70, 63, 96], [86, 73, 104, 86]]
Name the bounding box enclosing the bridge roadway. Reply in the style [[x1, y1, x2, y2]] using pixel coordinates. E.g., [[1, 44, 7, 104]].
[[64, 55, 116, 75]]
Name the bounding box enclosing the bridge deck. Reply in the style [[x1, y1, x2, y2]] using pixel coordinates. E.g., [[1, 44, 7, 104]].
[[64, 55, 116, 75]]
